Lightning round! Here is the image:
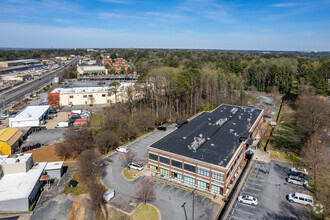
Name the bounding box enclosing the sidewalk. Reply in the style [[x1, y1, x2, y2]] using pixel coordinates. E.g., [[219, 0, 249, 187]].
[[251, 149, 271, 163]]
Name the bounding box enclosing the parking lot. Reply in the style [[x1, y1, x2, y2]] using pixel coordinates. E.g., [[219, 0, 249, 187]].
[[228, 160, 311, 220], [102, 125, 221, 220]]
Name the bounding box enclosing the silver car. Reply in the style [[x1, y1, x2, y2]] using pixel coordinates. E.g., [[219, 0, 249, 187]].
[[287, 175, 308, 187]]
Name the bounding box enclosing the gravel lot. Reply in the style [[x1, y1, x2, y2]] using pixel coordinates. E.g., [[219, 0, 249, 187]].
[[102, 125, 221, 220], [228, 160, 311, 220]]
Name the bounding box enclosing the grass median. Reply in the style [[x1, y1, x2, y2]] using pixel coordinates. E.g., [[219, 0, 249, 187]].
[[132, 204, 158, 220]]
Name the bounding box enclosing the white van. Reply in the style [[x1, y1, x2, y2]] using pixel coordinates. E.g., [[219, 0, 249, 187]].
[[287, 192, 314, 206], [71, 110, 82, 115], [55, 122, 69, 128]]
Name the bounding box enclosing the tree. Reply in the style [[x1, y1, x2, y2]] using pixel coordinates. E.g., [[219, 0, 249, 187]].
[[77, 149, 101, 181], [95, 130, 118, 153], [54, 142, 72, 160], [295, 95, 329, 146], [118, 122, 137, 142], [108, 81, 121, 103], [118, 150, 137, 169], [301, 133, 328, 201], [135, 179, 156, 204]]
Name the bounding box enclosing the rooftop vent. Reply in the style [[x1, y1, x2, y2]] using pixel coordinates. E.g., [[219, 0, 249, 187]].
[[208, 123, 212, 125], [208, 118, 211, 120], [230, 107, 238, 114], [183, 137, 187, 139], [211, 143, 215, 146], [207, 137, 211, 140], [230, 129, 234, 133], [188, 136, 205, 152]]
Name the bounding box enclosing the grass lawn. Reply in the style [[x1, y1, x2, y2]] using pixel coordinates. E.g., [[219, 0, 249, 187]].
[[90, 113, 102, 128], [132, 204, 158, 220], [123, 168, 140, 180], [64, 175, 84, 196]]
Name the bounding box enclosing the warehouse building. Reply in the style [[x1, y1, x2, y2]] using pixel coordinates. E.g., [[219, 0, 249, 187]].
[[0, 59, 40, 68], [77, 65, 107, 77], [147, 104, 263, 196], [9, 105, 50, 128], [48, 83, 140, 106], [0, 153, 47, 212], [0, 127, 23, 155]]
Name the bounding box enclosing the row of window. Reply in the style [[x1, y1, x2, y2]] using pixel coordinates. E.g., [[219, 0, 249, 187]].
[[69, 94, 106, 99], [149, 153, 224, 181]]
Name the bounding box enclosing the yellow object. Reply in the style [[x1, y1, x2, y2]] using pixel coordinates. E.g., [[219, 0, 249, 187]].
[[0, 128, 23, 155]]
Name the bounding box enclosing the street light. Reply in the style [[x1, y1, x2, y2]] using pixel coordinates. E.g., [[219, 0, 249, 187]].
[[181, 202, 188, 220], [192, 189, 196, 220]]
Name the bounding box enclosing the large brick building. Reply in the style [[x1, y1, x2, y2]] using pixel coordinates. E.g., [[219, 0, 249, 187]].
[[147, 104, 263, 196]]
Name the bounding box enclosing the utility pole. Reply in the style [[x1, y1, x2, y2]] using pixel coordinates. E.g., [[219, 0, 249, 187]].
[[192, 188, 196, 220], [181, 202, 188, 220]]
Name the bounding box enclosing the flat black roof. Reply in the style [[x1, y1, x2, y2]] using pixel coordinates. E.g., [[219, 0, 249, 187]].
[[150, 104, 262, 168]]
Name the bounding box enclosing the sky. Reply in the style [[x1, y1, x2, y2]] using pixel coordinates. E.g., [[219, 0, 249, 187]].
[[0, 0, 330, 51]]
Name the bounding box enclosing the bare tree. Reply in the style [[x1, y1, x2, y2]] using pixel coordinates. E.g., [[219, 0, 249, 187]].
[[135, 179, 156, 204], [77, 149, 101, 181], [118, 123, 137, 143], [118, 150, 137, 169], [95, 130, 118, 153], [295, 95, 329, 147], [62, 127, 94, 158], [54, 141, 73, 160]]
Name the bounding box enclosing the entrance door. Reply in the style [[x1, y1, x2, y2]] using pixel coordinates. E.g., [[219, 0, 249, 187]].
[[220, 187, 223, 195]]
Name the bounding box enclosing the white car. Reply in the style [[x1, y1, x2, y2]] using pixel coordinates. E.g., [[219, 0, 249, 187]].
[[238, 195, 258, 205], [103, 189, 115, 202], [290, 167, 308, 175], [129, 162, 144, 171], [0, 113, 8, 120], [116, 147, 129, 153], [287, 175, 309, 187]]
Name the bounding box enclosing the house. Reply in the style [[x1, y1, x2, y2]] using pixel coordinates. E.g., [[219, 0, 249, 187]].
[[0, 127, 23, 155]]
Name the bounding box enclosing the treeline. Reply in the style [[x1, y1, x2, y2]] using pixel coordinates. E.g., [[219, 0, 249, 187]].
[[0, 49, 86, 61]]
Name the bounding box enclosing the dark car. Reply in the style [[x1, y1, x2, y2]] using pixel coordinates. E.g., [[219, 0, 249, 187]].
[[176, 120, 188, 128], [157, 126, 167, 131], [68, 180, 78, 188], [288, 171, 309, 179], [258, 167, 269, 174]]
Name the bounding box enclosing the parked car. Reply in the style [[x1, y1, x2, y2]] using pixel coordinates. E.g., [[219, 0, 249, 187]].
[[55, 122, 69, 128], [68, 180, 78, 188], [116, 147, 129, 153], [129, 162, 144, 171], [258, 167, 269, 174], [176, 120, 188, 128], [103, 189, 115, 202], [68, 103, 73, 108], [157, 126, 167, 131], [48, 113, 57, 119], [289, 171, 309, 179], [290, 167, 308, 175], [286, 175, 309, 187], [238, 195, 258, 205], [287, 192, 314, 206], [0, 113, 9, 120]]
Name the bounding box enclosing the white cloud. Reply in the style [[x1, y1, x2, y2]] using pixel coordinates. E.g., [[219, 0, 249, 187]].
[[270, 2, 296, 7], [98, 0, 130, 4]]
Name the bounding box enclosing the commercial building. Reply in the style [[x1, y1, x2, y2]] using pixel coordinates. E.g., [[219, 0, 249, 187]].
[[147, 104, 263, 196], [77, 65, 108, 77], [0, 59, 40, 68], [0, 127, 23, 155], [9, 105, 50, 128], [0, 153, 47, 212], [48, 83, 140, 106], [103, 57, 129, 73]]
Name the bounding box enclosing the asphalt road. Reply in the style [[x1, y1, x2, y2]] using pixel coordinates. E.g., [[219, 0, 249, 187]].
[[0, 58, 78, 110]]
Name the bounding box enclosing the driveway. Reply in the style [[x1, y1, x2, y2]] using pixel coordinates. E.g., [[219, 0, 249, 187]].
[[102, 125, 221, 219], [228, 160, 311, 220]]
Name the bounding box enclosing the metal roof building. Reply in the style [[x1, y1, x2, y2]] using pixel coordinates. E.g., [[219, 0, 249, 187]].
[[0, 127, 23, 155], [9, 105, 50, 128]]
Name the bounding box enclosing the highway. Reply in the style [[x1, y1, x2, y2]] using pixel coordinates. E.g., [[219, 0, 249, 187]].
[[0, 58, 78, 111]]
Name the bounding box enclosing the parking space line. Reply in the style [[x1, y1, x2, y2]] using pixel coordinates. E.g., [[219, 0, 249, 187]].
[[201, 196, 206, 203], [248, 177, 264, 182], [241, 192, 259, 197], [245, 186, 262, 191], [230, 216, 246, 220], [247, 182, 264, 187], [238, 203, 256, 209], [159, 184, 165, 190], [235, 208, 255, 215], [184, 191, 189, 197], [167, 186, 174, 192]]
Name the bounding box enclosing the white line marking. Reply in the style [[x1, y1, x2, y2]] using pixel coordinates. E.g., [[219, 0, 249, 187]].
[[201, 196, 206, 203], [247, 182, 264, 187], [241, 192, 260, 197], [237, 202, 257, 209], [245, 186, 262, 191], [230, 216, 246, 220], [248, 177, 265, 182], [184, 191, 189, 197], [167, 186, 173, 192], [234, 208, 255, 215]]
